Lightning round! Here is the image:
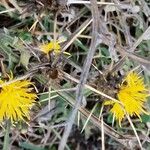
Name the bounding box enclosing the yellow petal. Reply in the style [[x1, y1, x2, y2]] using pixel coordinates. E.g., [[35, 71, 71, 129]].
[[105, 72, 149, 126], [0, 76, 37, 124]]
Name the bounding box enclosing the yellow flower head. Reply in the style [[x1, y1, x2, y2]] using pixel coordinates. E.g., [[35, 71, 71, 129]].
[[39, 40, 70, 56], [0, 75, 37, 123], [39, 41, 61, 54], [105, 72, 149, 126]]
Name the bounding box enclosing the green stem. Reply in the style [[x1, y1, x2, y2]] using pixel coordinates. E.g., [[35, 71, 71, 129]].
[[3, 120, 11, 150]]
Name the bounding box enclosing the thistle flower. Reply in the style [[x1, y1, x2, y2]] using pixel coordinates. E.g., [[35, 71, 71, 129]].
[[105, 72, 149, 126], [0, 74, 37, 123]]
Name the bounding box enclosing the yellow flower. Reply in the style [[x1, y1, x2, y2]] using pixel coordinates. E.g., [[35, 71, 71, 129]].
[[39, 41, 70, 55], [105, 72, 149, 126], [0, 75, 37, 123], [39, 41, 61, 54]]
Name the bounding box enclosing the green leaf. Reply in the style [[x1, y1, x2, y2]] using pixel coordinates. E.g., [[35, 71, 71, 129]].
[[19, 142, 47, 150], [20, 50, 31, 68], [141, 114, 150, 123], [107, 113, 113, 124], [19, 32, 32, 43]]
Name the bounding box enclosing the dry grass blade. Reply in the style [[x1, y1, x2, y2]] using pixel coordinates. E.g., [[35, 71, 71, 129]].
[[130, 26, 150, 52], [1, 0, 22, 14], [0, 73, 33, 87], [81, 103, 98, 133], [118, 46, 150, 69], [126, 114, 143, 149], [105, 56, 126, 75], [67, 0, 115, 5], [97, 34, 150, 70], [58, 0, 100, 149], [52, 17, 92, 67], [60, 70, 120, 103], [0, 8, 15, 14], [101, 116, 105, 150]]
